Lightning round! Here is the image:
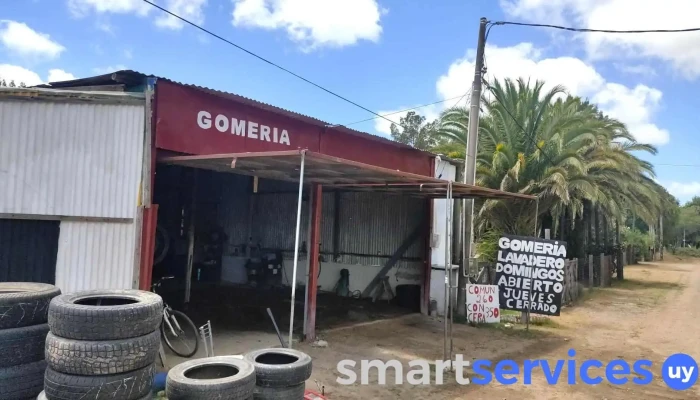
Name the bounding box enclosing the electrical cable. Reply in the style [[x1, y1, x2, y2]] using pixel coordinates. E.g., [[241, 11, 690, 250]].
[[338, 94, 468, 128], [141, 0, 401, 127], [491, 21, 700, 34]]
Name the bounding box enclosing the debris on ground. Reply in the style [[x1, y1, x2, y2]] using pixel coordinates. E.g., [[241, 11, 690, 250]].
[[311, 339, 329, 348]]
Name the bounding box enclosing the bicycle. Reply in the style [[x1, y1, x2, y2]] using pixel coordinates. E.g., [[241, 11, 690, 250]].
[[152, 276, 199, 358]]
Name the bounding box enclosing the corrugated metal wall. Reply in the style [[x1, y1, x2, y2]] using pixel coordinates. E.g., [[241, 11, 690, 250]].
[[0, 96, 145, 292], [215, 175, 426, 265], [55, 220, 138, 293], [0, 100, 144, 219], [0, 218, 59, 283]]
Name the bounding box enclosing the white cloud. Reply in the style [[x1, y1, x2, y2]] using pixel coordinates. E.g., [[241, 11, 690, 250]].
[[666, 181, 700, 202], [48, 69, 77, 82], [592, 83, 669, 145], [500, 0, 700, 79], [68, 0, 207, 30], [92, 65, 128, 74], [435, 43, 669, 145], [373, 104, 442, 136], [436, 43, 604, 102], [67, 0, 151, 17], [0, 65, 76, 86], [0, 64, 43, 86], [232, 0, 384, 51], [613, 63, 657, 77], [0, 21, 66, 60], [155, 0, 207, 30]]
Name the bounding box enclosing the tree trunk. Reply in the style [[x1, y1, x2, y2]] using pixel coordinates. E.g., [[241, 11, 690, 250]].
[[560, 211, 566, 241], [584, 202, 591, 250], [603, 214, 609, 250], [594, 205, 600, 249]]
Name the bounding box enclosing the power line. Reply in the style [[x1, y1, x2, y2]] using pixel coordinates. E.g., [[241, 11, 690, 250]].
[[339, 92, 469, 128], [492, 21, 700, 34], [141, 0, 400, 127]]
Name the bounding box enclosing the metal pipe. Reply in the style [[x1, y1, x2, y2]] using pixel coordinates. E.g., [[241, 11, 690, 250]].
[[443, 182, 450, 361], [288, 151, 306, 348], [447, 182, 454, 364]]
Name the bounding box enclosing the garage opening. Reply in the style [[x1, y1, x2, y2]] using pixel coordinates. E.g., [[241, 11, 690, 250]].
[[0, 218, 60, 284], [151, 155, 429, 345]]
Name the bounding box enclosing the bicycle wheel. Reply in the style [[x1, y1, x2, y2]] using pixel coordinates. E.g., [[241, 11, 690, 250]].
[[161, 309, 199, 358]]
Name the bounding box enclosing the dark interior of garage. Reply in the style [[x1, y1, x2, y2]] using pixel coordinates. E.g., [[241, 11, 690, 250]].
[[151, 163, 429, 337]]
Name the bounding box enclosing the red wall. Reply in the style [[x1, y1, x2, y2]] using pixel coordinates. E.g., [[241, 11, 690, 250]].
[[154, 81, 432, 176]]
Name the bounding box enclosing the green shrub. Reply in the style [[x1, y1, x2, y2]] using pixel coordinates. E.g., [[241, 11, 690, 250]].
[[673, 247, 700, 258], [476, 230, 502, 263], [621, 227, 652, 260]]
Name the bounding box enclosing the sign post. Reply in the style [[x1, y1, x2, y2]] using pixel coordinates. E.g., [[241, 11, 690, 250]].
[[495, 235, 567, 321]]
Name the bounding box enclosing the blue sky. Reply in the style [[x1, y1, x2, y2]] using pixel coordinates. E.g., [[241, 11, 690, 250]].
[[2, 0, 700, 203]]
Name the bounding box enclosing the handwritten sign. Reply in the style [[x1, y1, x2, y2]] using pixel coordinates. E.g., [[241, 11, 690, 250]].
[[466, 284, 500, 323], [495, 235, 567, 316]]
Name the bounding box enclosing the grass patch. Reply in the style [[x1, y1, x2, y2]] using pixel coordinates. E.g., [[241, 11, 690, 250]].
[[612, 278, 683, 291]]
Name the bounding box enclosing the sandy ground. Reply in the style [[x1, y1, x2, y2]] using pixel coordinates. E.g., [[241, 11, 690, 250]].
[[294, 258, 700, 399]]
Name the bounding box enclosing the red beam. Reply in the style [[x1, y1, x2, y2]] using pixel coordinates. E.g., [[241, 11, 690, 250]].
[[139, 205, 159, 291], [305, 183, 322, 341]]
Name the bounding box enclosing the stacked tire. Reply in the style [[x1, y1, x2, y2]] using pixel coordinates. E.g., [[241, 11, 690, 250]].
[[42, 290, 163, 400], [0, 283, 61, 400], [244, 348, 312, 400], [166, 356, 257, 399]]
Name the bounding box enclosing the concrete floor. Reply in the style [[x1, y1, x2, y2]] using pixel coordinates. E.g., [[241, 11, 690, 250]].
[[160, 328, 282, 370]]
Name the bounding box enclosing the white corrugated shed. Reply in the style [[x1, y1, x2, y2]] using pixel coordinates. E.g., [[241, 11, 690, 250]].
[[55, 220, 139, 292], [0, 99, 144, 219], [0, 89, 147, 293]]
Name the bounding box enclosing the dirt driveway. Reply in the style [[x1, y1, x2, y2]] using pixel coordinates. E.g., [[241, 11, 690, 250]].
[[298, 259, 700, 399]]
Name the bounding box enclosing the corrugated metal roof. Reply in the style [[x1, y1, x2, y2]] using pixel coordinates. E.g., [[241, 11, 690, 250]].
[[42, 70, 433, 155]]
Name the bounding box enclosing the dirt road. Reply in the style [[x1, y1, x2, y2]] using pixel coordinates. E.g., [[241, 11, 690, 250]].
[[300, 259, 700, 399]]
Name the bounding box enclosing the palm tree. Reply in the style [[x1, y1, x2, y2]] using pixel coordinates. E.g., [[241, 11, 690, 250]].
[[434, 78, 662, 250]]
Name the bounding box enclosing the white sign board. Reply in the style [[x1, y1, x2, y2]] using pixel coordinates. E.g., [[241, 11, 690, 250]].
[[466, 284, 500, 323]]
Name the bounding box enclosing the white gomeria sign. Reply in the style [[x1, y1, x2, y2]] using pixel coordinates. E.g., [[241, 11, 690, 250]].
[[466, 284, 500, 323]]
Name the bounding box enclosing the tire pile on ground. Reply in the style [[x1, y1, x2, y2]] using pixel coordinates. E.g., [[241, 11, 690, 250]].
[[165, 348, 312, 400], [0, 283, 61, 400], [245, 348, 312, 400], [41, 289, 163, 400]]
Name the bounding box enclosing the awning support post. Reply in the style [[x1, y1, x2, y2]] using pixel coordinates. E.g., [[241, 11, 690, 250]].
[[288, 150, 307, 348], [305, 183, 322, 341], [443, 182, 453, 364]]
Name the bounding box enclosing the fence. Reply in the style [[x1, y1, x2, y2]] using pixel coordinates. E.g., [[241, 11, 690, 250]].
[[562, 259, 581, 305]]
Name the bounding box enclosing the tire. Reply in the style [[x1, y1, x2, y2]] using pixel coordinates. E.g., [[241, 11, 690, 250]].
[[39, 391, 152, 400], [253, 383, 305, 400], [244, 348, 312, 388], [166, 356, 256, 400], [44, 363, 155, 400], [161, 309, 199, 358], [48, 289, 162, 340], [0, 360, 46, 400], [0, 323, 49, 368], [0, 282, 60, 329], [45, 329, 160, 375]]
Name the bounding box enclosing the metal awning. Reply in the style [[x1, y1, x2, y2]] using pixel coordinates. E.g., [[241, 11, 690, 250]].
[[160, 150, 535, 201]]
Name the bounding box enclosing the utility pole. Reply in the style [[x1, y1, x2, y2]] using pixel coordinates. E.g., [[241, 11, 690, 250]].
[[457, 17, 488, 318]]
